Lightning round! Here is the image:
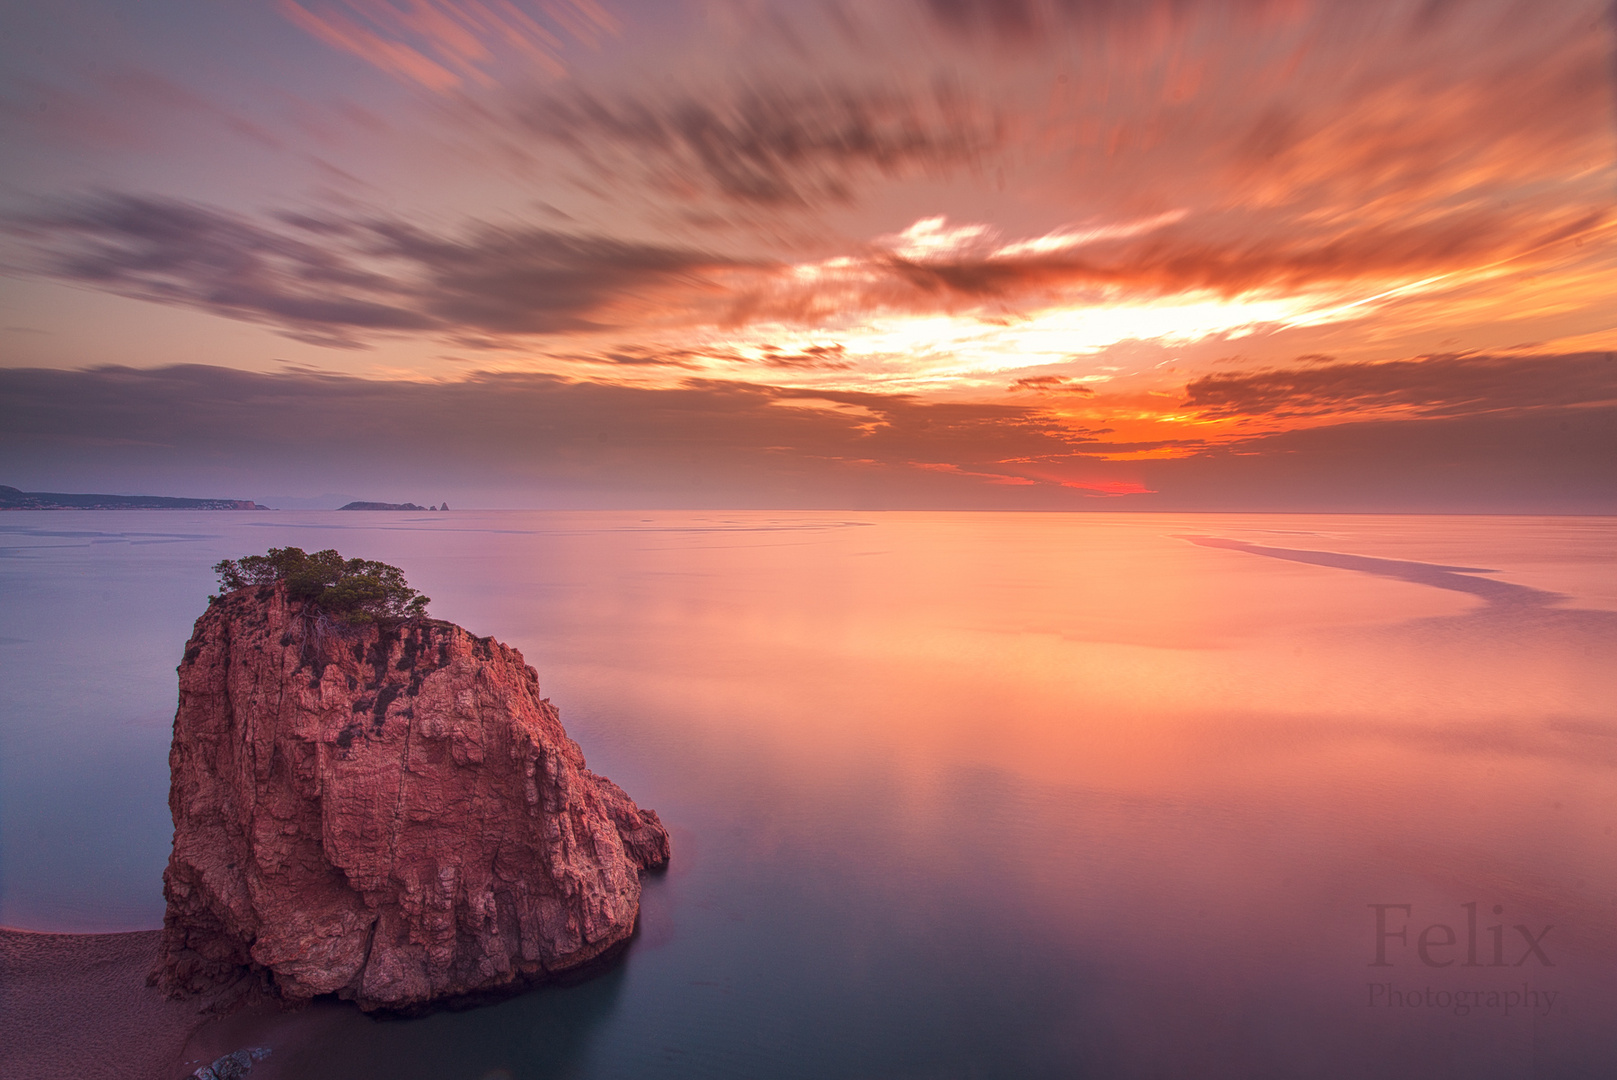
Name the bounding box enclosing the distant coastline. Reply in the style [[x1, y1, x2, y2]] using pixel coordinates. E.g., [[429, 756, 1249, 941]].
[[0, 485, 270, 511], [0, 487, 459, 511]]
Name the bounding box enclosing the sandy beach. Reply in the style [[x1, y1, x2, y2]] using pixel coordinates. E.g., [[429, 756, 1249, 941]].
[[0, 927, 212, 1080]]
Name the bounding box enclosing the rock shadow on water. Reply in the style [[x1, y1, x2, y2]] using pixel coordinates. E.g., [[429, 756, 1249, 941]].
[[189, 950, 634, 1080]]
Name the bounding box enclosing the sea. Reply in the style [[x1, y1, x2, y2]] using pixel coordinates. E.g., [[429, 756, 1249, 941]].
[[1, 510, 1614, 1079]]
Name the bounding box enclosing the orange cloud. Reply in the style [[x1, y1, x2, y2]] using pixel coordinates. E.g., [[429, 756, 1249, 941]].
[[1057, 479, 1155, 496], [1182, 352, 1617, 423], [278, 1, 465, 90], [910, 461, 1039, 486]]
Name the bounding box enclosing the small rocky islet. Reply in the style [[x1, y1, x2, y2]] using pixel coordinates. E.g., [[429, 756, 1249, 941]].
[[153, 548, 669, 1013]]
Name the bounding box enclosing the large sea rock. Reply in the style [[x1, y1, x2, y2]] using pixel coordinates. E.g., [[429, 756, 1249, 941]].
[[154, 584, 669, 1012]]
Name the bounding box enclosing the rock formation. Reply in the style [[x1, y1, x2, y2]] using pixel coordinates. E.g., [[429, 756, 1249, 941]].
[[336, 501, 429, 511], [155, 584, 669, 1012]]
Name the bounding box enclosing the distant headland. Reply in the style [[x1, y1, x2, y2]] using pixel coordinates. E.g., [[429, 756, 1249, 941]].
[[0, 486, 457, 511], [338, 501, 450, 511], [0, 485, 270, 511]]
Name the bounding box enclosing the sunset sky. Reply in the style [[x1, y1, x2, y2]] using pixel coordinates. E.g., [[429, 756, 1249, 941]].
[[2, 0, 1614, 509]]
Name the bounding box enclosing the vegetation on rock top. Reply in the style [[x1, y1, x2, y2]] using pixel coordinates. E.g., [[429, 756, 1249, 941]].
[[212, 547, 429, 623]]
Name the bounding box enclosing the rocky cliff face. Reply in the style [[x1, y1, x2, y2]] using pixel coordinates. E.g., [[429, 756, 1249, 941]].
[[155, 584, 669, 1012]]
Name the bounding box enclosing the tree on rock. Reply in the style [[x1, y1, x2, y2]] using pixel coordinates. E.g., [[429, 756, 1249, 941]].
[[212, 547, 429, 622]]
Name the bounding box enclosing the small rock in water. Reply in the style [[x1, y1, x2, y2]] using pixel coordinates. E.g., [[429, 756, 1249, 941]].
[[192, 1047, 271, 1080]]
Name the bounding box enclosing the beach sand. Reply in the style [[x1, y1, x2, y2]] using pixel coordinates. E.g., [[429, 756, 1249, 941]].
[[1, 927, 387, 1080], [0, 927, 212, 1080]]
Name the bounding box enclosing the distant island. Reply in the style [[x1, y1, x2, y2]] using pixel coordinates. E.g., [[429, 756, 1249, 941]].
[[0, 485, 269, 511], [338, 501, 450, 511]]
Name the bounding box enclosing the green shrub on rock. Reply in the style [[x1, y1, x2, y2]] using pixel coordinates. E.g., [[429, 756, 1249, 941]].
[[212, 547, 429, 623]]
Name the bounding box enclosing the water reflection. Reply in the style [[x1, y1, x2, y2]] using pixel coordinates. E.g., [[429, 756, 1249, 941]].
[[249, 962, 631, 1080], [1, 512, 1613, 1077]]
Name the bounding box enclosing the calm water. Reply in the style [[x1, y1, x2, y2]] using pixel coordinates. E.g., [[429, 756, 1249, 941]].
[[2, 511, 1615, 1078]]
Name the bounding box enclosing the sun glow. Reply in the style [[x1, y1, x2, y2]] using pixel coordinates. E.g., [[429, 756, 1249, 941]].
[[705, 292, 1319, 391], [505, 209, 1617, 415], [666, 214, 1450, 393]]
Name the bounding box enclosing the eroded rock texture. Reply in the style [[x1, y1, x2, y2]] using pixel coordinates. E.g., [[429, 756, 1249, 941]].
[[155, 584, 669, 1012]]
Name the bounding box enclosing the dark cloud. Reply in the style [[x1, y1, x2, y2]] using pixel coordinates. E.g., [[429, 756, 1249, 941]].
[[870, 210, 1605, 302], [2, 362, 1611, 512], [1009, 375, 1095, 394], [755, 344, 853, 370], [920, 0, 1288, 42], [1184, 352, 1617, 419], [1141, 402, 1617, 513], [0, 364, 1097, 508], [5, 194, 746, 346], [922, 0, 1037, 39], [585, 346, 702, 367], [12, 195, 432, 345], [544, 343, 854, 370], [501, 80, 999, 207]]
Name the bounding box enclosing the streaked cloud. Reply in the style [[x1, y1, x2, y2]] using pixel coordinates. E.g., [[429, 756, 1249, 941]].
[[494, 79, 1001, 208], [277, 0, 616, 89], [918, 0, 1294, 44], [4, 193, 747, 347], [1184, 352, 1617, 421]]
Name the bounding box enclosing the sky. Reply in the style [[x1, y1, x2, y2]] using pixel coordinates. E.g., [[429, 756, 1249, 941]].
[[1, 0, 1614, 510]]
